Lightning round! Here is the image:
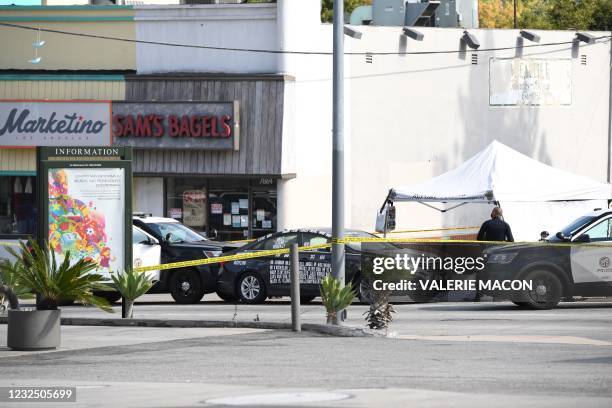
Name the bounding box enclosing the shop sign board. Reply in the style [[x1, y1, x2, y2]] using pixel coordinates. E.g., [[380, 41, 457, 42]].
[[0, 101, 112, 147], [37, 147, 132, 278], [489, 58, 572, 106], [112, 101, 240, 150]]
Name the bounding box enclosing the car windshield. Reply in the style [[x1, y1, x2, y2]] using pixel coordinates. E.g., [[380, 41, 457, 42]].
[[148, 222, 207, 243], [550, 216, 597, 241]]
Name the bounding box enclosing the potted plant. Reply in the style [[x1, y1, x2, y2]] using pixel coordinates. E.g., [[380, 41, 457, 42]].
[[1, 240, 112, 350], [320, 274, 355, 325], [111, 268, 155, 319]]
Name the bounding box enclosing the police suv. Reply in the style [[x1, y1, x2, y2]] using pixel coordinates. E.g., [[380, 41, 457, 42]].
[[482, 209, 612, 309]]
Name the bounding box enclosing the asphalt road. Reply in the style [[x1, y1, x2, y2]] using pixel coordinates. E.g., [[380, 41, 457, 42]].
[[1, 297, 611, 407]]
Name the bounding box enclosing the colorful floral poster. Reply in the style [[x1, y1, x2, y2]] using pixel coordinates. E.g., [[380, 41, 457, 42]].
[[48, 167, 125, 275]]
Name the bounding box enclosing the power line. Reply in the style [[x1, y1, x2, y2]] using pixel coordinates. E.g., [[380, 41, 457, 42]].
[[1, 22, 610, 56]]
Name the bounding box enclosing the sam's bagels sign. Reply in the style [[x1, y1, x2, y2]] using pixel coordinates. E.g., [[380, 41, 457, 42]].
[[0, 101, 240, 150], [0, 101, 111, 147], [111, 101, 239, 150]]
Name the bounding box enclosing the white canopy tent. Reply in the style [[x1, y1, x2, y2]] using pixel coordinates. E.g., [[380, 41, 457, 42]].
[[386, 141, 612, 241]]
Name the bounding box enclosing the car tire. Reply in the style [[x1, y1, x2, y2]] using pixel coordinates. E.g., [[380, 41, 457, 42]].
[[237, 272, 267, 304], [300, 295, 316, 304], [170, 269, 204, 304], [356, 277, 374, 304], [409, 271, 439, 303], [98, 291, 122, 304], [216, 290, 238, 303], [519, 269, 563, 310]]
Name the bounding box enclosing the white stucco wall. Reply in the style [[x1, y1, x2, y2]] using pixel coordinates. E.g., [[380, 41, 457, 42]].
[[348, 27, 611, 234], [134, 3, 278, 74]]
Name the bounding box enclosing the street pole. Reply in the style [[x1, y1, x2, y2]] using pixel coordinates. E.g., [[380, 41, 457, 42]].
[[332, 0, 345, 287], [290, 243, 301, 332]]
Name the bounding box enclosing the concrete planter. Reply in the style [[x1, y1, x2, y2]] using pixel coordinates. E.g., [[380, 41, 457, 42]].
[[7, 309, 61, 350]]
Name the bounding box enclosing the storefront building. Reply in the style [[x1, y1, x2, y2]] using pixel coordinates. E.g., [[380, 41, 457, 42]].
[[0, 73, 291, 243], [1, 2, 611, 250], [123, 74, 289, 241]]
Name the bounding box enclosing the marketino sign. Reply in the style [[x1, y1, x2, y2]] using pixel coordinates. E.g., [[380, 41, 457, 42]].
[[111, 101, 240, 150], [0, 101, 112, 147]]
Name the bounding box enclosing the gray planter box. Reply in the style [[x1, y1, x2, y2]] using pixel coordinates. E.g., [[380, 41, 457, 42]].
[[7, 309, 61, 350]]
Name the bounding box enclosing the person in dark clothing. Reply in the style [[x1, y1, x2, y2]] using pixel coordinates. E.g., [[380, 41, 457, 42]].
[[477, 207, 514, 242]]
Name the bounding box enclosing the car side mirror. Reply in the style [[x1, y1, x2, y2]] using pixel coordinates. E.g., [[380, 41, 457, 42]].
[[540, 231, 549, 240], [555, 232, 567, 241], [209, 229, 218, 240], [165, 233, 173, 242], [148, 237, 159, 245], [574, 234, 590, 243]]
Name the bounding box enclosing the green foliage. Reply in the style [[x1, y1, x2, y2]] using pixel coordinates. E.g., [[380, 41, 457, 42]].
[[320, 274, 356, 320], [0, 257, 34, 300], [479, 0, 611, 30], [321, 0, 372, 23], [5, 240, 112, 312], [111, 268, 154, 302]]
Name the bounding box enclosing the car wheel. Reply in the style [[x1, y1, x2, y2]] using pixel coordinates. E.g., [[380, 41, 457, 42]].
[[519, 269, 562, 310], [98, 291, 122, 304], [170, 269, 204, 304], [409, 271, 439, 303], [300, 295, 316, 304], [216, 290, 238, 303], [237, 272, 267, 304]]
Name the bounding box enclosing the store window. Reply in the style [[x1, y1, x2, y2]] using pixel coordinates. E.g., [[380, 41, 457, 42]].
[[165, 177, 277, 241], [166, 177, 208, 235], [208, 179, 250, 241], [0, 176, 36, 237], [251, 188, 277, 239]]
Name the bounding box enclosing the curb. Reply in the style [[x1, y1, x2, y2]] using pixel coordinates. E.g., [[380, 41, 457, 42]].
[[0, 316, 381, 337]]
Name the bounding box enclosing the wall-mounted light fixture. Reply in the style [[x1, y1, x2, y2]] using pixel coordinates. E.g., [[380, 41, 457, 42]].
[[462, 30, 480, 50], [344, 26, 363, 40], [519, 30, 540, 43], [575, 32, 596, 44], [402, 27, 424, 41]]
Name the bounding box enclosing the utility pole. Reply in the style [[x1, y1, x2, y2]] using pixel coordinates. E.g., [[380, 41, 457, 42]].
[[331, 0, 345, 287], [513, 0, 518, 29], [607, 37, 612, 183]]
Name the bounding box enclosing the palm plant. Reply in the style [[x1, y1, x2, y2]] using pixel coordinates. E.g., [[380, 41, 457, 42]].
[[111, 268, 154, 318], [320, 274, 355, 325], [5, 240, 112, 312], [363, 290, 395, 331]]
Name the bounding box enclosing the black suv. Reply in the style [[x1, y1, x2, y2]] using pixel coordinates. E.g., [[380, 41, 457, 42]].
[[133, 215, 240, 303], [482, 209, 612, 309]]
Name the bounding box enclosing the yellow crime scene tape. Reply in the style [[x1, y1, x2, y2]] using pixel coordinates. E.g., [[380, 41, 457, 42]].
[[134, 236, 612, 274], [133, 243, 333, 273], [0, 241, 20, 247], [375, 226, 480, 235], [227, 226, 481, 243]]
